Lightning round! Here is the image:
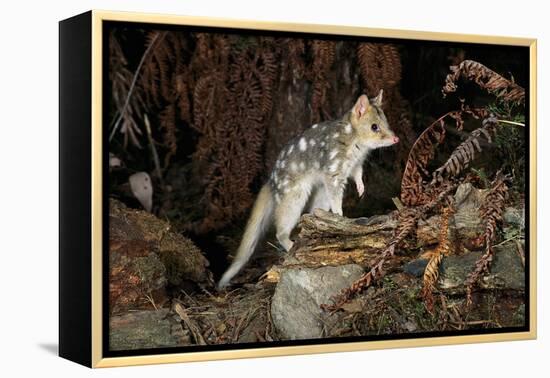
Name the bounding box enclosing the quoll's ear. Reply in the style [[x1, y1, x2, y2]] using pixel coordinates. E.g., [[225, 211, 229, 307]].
[[371, 89, 383, 107], [353, 94, 370, 118]]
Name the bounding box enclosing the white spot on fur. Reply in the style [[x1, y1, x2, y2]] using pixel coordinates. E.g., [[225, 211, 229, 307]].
[[329, 149, 338, 160], [329, 160, 340, 173], [312, 123, 318, 129], [288, 144, 294, 154], [276, 160, 281, 168], [344, 123, 352, 134], [333, 178, 339, 187], [293, 175, 316, 199], [299, 138, 307, 151], [299, 161, 306, 170], [290, 162, 298, 172], [282, 179, 289, 188], [309, 139, 316, 147], [333, 133, 340, 139], [280, 160, 286, 169], [320, 141, 326, 147]]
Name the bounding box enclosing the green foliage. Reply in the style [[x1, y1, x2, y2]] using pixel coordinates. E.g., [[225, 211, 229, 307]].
[[495, 123, 525, 192], [487, 101, 525, 123], [486, 101, 526, 194], [470, 167, 491, 188]]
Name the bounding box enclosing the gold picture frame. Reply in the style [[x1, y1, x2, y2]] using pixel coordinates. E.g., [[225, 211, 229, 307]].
[[59, 9, 537, 368]]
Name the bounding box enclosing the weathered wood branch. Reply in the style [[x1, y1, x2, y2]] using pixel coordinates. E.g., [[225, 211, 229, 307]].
[[290, 210, 400, 268]]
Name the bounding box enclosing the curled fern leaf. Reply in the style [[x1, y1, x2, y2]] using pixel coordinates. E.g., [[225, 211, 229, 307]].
[[421, 206, 454, 313], [432, 116, 499, 184], [400, 113, 451, 206], [309, 40, 336, 123], [443, 60, 525, 105], [464, 172, 510, 306]]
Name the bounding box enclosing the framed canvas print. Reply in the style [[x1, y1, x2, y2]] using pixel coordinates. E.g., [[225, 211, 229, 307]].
[[59, 10, 537, 368]]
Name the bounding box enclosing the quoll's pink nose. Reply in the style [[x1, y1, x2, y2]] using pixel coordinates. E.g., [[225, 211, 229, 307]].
[[392, 136, 400, 144]]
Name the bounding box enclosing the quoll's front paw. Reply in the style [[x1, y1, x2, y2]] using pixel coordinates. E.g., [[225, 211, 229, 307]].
[[356, 180, 365, 197]]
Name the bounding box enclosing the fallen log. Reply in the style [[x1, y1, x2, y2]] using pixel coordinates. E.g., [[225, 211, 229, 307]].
[[290, 210, 400, 268]]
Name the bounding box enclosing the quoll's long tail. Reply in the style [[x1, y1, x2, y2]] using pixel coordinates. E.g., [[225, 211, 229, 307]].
[[217, 184, 274, 290]]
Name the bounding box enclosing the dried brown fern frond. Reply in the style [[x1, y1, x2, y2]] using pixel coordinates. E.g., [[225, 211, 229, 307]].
[[432, 116, 499, 184], [421, 206, 455, 313], [356, 43, 402, 96], [188, 35, 232, 232], [110, 29, 192, 171], [280, 38, 306, 81], [309, 40, 336, 123], [111, 31, 169, 145], [443, 60, 525, 104], [158, 104, 177, 168], [400, 106, 490, 206], [225, 40, 277, 203], [464, 172, 510, 306], [322, 181, 458, 312], [109, 32, 149, 148], [138, 31, 191, 165], [255, 39, 278, 115], [400, 113, 451, 206], [188, 36, 278, 233]]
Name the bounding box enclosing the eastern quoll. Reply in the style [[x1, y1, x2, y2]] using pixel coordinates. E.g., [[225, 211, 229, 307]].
[[218, 90, 399, 289]]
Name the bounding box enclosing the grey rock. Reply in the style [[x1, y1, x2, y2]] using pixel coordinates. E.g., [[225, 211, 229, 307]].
[[402, 258, 429, 277], [271, 264, 364, 340], [452, 183, 485, 238], [439, 242, 525, 291], [504, 207, 525, 229], [403, 320, 418, 332], [403, 242, 524, 292]]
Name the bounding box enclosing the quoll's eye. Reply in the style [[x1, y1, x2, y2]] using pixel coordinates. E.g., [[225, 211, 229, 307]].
[[371, 124, 379, 132]]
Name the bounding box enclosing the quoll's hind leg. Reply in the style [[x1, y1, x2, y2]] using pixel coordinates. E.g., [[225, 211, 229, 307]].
[[274, 190, 309, 251], [308, 187, 330, 213], [325, 177, 345, 216]]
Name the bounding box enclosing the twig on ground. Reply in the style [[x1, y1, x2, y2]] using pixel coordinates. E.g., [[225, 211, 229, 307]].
[[174, 302, 207, 345]]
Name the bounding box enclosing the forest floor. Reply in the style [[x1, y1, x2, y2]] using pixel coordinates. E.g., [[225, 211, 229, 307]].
[[108, 189, 526, 351]]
